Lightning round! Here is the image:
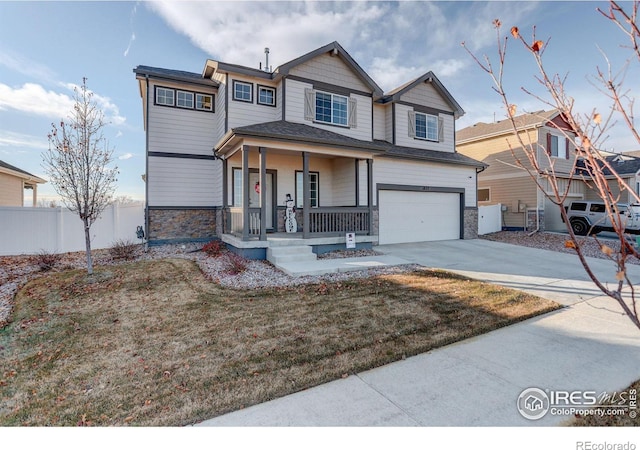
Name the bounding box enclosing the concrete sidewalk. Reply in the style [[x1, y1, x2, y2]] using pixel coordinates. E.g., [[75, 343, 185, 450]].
[[196, 239, 640, 426], [275, 253, 413, 277]]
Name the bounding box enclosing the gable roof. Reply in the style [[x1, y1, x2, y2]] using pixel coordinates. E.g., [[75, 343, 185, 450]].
[[381, 72, 465, 119], [0, 160, 46, 183], [204, 41, 384, 97], [457, 109, 561, 143], [215, 120, 485, 168], [275, 41, 383, 97]]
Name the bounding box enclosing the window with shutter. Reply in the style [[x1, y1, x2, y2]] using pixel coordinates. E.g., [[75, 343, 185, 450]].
[[412, 111, 439, 141]]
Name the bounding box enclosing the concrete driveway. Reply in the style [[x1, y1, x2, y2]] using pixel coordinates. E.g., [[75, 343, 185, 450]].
[[197, 239, 640, 426]]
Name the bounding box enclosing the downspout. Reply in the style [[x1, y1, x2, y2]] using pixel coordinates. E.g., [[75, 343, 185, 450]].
[[144, 74, 150, 250]]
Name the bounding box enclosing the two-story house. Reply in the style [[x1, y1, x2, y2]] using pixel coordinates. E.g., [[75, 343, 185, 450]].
[[457, 110, 582, 232], [134, 41, 485, 258]]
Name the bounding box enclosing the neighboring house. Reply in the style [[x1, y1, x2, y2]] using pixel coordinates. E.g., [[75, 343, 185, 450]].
[[0, 159, 46, 207], [577, 152, 640, 205], [456, 110, 582, 232], [134, 41, 485, 258]]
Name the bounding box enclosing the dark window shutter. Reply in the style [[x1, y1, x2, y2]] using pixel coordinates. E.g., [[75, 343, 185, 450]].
[[565, 137, 570, 159], [546, 132, 552, 156]]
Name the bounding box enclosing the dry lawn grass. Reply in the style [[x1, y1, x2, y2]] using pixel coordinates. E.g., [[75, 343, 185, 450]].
[[0, 258, 559, 426]]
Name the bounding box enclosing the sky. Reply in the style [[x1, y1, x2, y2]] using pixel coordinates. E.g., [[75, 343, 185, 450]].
[[0, 0, 638, 204]]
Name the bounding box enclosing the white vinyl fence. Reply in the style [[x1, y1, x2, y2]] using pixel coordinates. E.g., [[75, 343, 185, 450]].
[[478, 203, 502, 235], [0, 203, 144, 256]]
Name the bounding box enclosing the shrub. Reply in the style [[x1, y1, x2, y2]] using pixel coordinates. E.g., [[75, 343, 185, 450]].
[[224, 252, 248, 275], [31, 250, 62, 272], [109, 239, 140, 261], [202, 240, 226, 257]]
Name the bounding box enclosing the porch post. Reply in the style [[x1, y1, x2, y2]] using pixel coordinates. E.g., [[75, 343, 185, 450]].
[[302, 151, 310, 239], [222, 158, 228, 234], [242, 145, 250, 241], [367, 158, 373, 236], [259, 146, 267, 241], [355, 159, 360, 207]]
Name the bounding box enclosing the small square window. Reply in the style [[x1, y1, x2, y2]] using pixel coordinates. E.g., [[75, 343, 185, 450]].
[[196, 93, 213, 111], [176, 91, 194, 108], [258, 86, 275, 106], [478, 188, 490, 202], [156, 87, 174, 106], [233, 81, 253, 102]]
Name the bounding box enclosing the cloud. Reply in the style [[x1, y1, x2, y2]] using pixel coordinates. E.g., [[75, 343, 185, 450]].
[[118, 152, 134, 160], [0, 130, 49, 150], [147, 1, 540, 94], [0, 83, 75, 119], [0, 48, 57, 80], [124, 32, 136, 57]]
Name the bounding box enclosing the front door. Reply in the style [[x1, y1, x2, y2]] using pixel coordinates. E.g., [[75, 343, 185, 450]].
[[249, 171, 275, 230]]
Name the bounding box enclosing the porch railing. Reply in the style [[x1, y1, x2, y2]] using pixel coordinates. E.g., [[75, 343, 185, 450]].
[[227, 207, 261, 237], [308, 207, 370, 235], [226, 206, 371, 239]]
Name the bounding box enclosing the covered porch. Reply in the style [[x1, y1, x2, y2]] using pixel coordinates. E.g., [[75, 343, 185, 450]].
[[215, 122, 385, 245]]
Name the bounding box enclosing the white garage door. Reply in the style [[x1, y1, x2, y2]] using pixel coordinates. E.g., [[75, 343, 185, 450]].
[[379, 190, 461, 244]]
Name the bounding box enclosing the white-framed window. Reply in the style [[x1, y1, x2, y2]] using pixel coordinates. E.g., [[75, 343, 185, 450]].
[[548, 134, 568, 159], [156, 87, 174, 106], [196, 93, 213, 111], [408, 111, 443, 142], [304, 89, 357, 128], [478, 188, 490, 202], [257, 85, 276, 106], [233, 80, 253, 102], [315, 91, 348, 126], [176, 90, 194, 109], [415, 112, 439, 141], [295, 171, 319, 208]]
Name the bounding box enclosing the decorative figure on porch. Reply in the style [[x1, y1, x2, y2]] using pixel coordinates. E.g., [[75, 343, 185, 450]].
[[285, 193, 297, 233], [254, 181, 260, 194]]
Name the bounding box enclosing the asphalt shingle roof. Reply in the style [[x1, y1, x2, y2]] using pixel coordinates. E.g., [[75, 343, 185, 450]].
[[133, 66, 219, 87], [222, 121, 485, 168], [0, 159, 40, 179], [457, 109, 559, 142], [577, 154, 640, 177]]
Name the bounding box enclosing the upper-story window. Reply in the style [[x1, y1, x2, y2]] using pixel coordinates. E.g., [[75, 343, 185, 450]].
[[156, 87, 175, 106], [177, 90, 194, 109], [408, 110, 443, 142], [547, 133, 569, 159], [154, 86, 214, 112], [304, 88, 357, 128], [315, 92, 348, 126], [233, 81, 253, 103], [196, 93, 213, 111], [257, 85, 276, 107]]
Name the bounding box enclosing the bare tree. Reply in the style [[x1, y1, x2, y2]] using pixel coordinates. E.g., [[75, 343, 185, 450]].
[[43, 78, 118, 275], [462, 1, 640, 330]]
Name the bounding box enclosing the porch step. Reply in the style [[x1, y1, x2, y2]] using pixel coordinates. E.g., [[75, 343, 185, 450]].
[[266, 245, 317, 265]]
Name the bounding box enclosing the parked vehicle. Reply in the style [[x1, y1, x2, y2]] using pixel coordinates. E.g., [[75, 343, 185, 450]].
[[563, 200, 640, 235]]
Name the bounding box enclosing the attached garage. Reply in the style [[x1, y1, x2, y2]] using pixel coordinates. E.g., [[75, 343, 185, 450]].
[[378, 188, 462, 244]]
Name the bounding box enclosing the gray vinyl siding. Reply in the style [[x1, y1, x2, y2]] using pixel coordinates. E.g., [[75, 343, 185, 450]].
[[285, 79, 373, 142], [148, 81, 217, 157], [385, 105, 393, 143], [394, 103, 454, 152], [358, 160, 369, 206], [374, 158, 476, 207], [288, 53, 370, 92], [227, 76, 279, 129], [399, 82, 454, 113], [148, 156, 221, 207], [330, 158, 356, 206], [373, 104, 386, 141], [213, 73, 226, 137]]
